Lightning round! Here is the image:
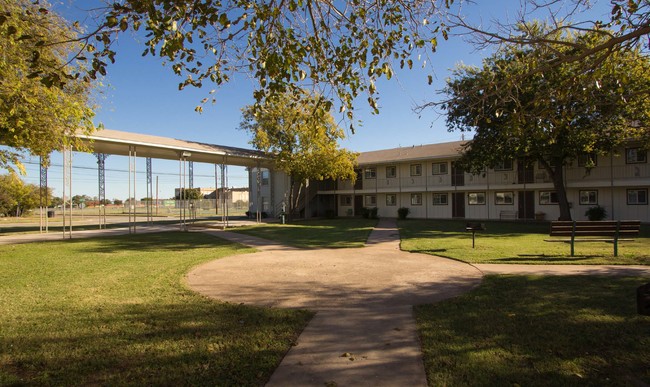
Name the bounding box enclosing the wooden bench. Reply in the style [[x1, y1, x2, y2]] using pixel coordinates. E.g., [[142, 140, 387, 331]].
[[546, 220, 640, 257]]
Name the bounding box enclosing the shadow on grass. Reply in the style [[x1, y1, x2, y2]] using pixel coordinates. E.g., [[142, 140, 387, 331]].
[[1, 301, 313, 385], [416, 275, 650, 386]]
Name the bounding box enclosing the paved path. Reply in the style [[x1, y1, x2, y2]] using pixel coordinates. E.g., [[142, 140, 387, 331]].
[[187, 219, 483, 386]]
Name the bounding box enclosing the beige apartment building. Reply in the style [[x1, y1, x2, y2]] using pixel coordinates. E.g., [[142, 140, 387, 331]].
[[249, 141, 650, 222]]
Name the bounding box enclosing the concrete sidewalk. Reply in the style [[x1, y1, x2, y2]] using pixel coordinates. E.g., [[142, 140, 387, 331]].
[[188, 218, 483, 386]]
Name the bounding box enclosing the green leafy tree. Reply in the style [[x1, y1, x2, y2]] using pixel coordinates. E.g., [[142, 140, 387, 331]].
[[441, 26, 650, 220], [0, 174, 50, 216], [240, 90, 357, 219], [174, 188, 202, 200], [0, 0, 96, 173]]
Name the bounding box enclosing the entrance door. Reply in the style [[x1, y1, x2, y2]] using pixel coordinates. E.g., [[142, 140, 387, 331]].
[[354, 195, 363, 216], [451, 162, 465, 186], [518, 191, 535, 219], [452, 192, 465, 218], [517, 160, 534, 184]]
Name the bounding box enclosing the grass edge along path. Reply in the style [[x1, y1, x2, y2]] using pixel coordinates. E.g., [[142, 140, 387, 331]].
[[416, 275, 650, 386], [399, 219, 650, 265], [231, 218, 378, 248], [0, 232, 313, 386]]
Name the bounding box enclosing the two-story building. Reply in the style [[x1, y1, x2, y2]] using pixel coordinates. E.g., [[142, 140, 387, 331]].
[[250, 141, 650, 222]]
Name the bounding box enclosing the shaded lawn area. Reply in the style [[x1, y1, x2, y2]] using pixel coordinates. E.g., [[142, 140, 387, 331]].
[[0, 232, 312, 386], [416, 275, 650, 386], [399, 219, 650, 265], [232, 218, 378, 248]]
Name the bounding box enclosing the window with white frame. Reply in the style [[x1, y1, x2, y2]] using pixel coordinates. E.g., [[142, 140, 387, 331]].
[[468, 192, 486, 205], [494, 160, 513, 171], [410, 164, 422, 176], [539, 191, 559, 205], [340, 195, 352, 206], [626, 148, 647, 164], [365, 195, 376, 206], [579, 190, 598, 205], [495, 192, 514, 205], [364, 167, 377, 179], [432, 193, 448, 205], [386, 194, 397, 206], [431, 162, 448, 175], [411, 193, 423, 206], [577, 153, 598, 167], [627, 189, 648, 205], [386, 165, 397, 178]]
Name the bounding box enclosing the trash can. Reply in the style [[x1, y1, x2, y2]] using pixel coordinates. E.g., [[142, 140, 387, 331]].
[[47, 210, 55, 218], [637, 283, 650, 316]]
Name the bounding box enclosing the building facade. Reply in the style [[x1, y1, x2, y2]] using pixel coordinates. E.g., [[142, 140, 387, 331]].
[[250, 141, 650, 222]]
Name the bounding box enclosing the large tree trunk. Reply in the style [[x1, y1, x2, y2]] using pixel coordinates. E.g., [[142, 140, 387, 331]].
[[550, 165, 572, 221]]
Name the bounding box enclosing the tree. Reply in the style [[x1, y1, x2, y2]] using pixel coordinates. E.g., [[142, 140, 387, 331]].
[[174, 188, 202, 200], [0, 0, 96, 173], [240, 90, 357, 219], [39, 1, 449, 132], [0, 174, 50, 216], [441, 27, 650, 220], [112, 198, 123, 205]]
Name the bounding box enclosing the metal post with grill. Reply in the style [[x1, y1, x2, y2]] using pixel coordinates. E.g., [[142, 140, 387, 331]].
[[465, 222, 485, 248]]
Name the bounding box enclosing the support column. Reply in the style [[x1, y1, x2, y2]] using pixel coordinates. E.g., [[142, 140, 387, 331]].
[[39, 157, 48, 233], [256, 163, 262, 223], [128, 146, 137, 233], [214, 164, 219, 215], [96, 153, 107, 229], [146, 157, 153, 225], [62, 147, 72, 239]]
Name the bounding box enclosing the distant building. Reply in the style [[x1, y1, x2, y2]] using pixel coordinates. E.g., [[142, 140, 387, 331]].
[[174, 187, 249, 204]]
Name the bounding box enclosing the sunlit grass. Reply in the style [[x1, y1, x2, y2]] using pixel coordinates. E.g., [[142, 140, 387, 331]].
[[0, 232, 312, 385], [233, 218, 378, 248], [416, 275, 650, 385], [399, 219, 650, 265]]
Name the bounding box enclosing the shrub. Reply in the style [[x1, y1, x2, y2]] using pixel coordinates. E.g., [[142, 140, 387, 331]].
[[368, 207, 378, 219], [585, 205, 607, 221], [360, 207, 370, 219], [325, 209, 337, 219], [397, 207, 410, 220]]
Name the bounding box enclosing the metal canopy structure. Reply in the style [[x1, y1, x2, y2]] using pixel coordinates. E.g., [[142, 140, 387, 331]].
[[77, 129, 272, 168], [42, 128, 273, 237]]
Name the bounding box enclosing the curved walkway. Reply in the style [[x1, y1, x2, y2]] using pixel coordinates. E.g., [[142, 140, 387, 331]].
[[187, 219, 483, 386]]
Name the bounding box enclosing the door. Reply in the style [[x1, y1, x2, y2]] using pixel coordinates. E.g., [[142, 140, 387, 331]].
[[452, 192, 465, 218], [354, 195, 363, 216], [451, 162, 465, 186], [517, 160, 534, 184], [518, 191, 535, 219]]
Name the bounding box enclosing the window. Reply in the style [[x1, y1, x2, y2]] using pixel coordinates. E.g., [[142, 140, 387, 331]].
[[411, 193, 423, 206], [495, 192, 514, 205], [494, 160, 513, 171], [386, 194, 397, 206], [626, 148, 647, 164], [579, 190, 598, 205], [627, 189, 648, 205], [577, 153, 597, 167], [386, 165, 397, 178], [539, 191, 559, 205], [431, 162, 448, 175], [410, 164, 422, 176], [468, 192, 486, 205], [432, 193, 448, 205], [364, 167, 377, 179], [340, 195, 352, 206], [261, 170, 270, 185], [365, 195, 376, 207]]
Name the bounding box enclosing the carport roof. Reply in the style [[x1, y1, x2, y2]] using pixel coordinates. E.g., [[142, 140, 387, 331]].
[[77, 129, 273, 168]]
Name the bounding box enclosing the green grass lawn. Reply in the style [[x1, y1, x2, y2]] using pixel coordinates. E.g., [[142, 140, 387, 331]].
[[0, 232, 312, 385], [232, 218, 378, 248], [416, 275, 650, 386], [399, 219, 650, 265]]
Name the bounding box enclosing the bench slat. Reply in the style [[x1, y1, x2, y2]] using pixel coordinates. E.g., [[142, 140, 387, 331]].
[[547, 220, 641, 257]]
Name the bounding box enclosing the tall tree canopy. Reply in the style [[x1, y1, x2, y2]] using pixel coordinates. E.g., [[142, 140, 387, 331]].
[[240, 90, 357, 217], [442, 25, 650, 220], [0, 0, 95, 173]]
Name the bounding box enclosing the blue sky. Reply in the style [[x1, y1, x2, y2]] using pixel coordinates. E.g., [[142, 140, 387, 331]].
[[15, 0, 612, 200]]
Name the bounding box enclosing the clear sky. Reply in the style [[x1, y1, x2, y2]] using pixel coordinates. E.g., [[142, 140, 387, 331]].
[[15, 0, 612, 201]]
